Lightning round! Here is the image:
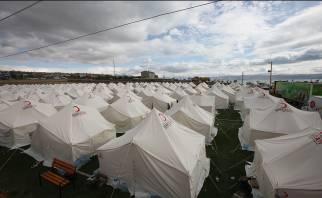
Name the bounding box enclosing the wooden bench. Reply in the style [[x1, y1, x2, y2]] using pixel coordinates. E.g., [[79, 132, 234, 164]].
[[39, 158, 76, 198]]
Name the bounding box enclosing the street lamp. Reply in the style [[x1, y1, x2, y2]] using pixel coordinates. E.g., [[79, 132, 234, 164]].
[[268, 60, 272, 92]]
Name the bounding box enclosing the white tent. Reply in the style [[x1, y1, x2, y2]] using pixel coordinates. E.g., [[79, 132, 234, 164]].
[[201, 82, 209, 89], [184, 86, 198, 95], [137, 88, 155, 98], [141, 90, 176, 112], [221, 85, 236, 103], [109, 90, 142, 104], [207, 86, 229, 109], [0, 99, 11, 111], [188, 95, 215, 113], [234, 87, 256, 110], [97, 109, 210, 198], [195, 84, 208, 95], [0, 100, 57, 148], [155, 86, 173, 96], [165, 83, 177, 92], [229, 82, 242, 91], [108, 83, 118, 91], [93, 85, 114, 102], [307, 96, 322, 118], [101, 95, 150, 133], [28, 103, 116, 164], [214, 82, 222, 89], [23, 89, 45, 102], [0, 90, 20, 102], [189, 82, 196, 87], [240, 93, 279, 121], [247, 128, 322, 198], [133, 86, 144, 94], [170, 87, 187, 101], [239, 100, 322, 151], [74, 93, 109, 112], [66, 87, 85, 99], [166, 96, 217, 144], [40, 90, 72, 110]]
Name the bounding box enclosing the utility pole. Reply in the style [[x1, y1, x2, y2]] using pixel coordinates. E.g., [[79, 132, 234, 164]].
[[113, 57, 115, 80], [147, 60, 149, 72], [241, 72, 244, 85], [268, 60, 272, 92]]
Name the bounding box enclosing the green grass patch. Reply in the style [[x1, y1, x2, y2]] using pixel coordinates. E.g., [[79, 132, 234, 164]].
[[0, 106, 253, 198]]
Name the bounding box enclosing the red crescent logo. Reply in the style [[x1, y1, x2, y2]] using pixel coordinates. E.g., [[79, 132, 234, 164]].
[[24, 100, 31, 106], [73, 106, 80, 112], [310, 100, 316, 108], [158, 113, 167, 122]]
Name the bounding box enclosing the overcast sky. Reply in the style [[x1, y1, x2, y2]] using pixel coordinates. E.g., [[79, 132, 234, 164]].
[[0, 1, 321, 77]]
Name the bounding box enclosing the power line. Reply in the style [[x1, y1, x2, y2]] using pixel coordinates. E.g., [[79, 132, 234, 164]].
[[0, 1, 216, 60], [0, 1, 41, 24]]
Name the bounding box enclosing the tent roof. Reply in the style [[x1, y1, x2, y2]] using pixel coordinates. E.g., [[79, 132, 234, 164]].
[[166, 96, 212, 125], [139, 89, 155, 97], [98, 108, 205, 174], [41, 91, 72, 107], [171, 87, 187, 98], [207, 86, 229, 99], [221, 85, 236, 95], [117, 90, 142, 101], [255, 128, 322, 190], [0, 100, 56, 128], [74, 93, 109, 111], [110, 95, 150, 118], [184, 86, 198, 94], [243, 94, 279, 110], [153, 90, 176, 103], [67, 87, 85, 98], [188, 95, 215, 107], [40, 103, 115, 145], [250, 101, 322, 133]]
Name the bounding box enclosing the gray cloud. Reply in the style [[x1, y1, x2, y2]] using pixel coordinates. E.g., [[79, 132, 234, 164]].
[[160, 65, 190, 73], [251, 48, 322, 65], [0, 1, 322, 76], [0, 1, 204, 60]]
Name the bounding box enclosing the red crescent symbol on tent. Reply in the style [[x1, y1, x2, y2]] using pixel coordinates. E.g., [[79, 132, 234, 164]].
[[158, 113, 167, 122], [73, 105, 80, 112], [281, 103, 287, 109], [24, 100, 31, 106], [310, 100, 316, 108]]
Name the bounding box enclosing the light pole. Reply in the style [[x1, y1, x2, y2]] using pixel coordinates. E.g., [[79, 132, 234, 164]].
[[268, 60, 272, 92], [113, 57, 116, 80]]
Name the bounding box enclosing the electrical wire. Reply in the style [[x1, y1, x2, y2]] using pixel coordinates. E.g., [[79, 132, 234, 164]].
[[0, 1, 41, 24], [0, 1, 216, 60]]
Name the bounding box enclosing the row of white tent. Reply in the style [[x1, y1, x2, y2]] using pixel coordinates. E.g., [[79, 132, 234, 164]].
[[0, 81, 239, 111], [234, 86, 322, 198], [0, 82, 222, 143], [3, 81, 321, 197], [0, 81, 231, 198]]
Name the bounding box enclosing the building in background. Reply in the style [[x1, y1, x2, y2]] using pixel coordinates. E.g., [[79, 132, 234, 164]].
[[141, 71, 158, 79]]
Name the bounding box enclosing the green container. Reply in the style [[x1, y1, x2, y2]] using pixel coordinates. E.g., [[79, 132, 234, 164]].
[[275, 81, 312, 103], [312, 84, 322, 96]]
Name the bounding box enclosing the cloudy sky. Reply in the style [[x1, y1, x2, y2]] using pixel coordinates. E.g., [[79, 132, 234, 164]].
[[0, 1, 321, 77]]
